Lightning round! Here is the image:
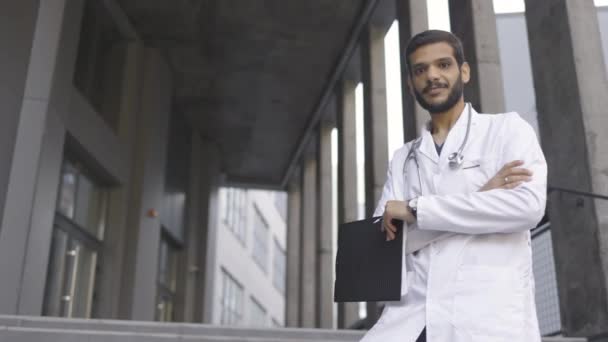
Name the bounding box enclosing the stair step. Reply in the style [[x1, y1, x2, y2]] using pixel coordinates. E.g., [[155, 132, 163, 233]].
[[0, 315, 588, 341]]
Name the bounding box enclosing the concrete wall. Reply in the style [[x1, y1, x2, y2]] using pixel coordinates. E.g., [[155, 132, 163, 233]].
[[0, 0, 223, 324]]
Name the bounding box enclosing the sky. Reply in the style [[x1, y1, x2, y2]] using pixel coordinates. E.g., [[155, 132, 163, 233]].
[[427, 0, 608, 32]]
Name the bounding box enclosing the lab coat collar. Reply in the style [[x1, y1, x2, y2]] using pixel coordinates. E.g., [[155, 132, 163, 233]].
[[417, 103, 479, 164]]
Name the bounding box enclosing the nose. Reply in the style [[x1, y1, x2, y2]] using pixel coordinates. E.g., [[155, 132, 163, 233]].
[[426, 65, 440, 81]]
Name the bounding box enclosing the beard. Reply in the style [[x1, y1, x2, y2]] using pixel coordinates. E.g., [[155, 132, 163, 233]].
[[413, 75, 464, 114]]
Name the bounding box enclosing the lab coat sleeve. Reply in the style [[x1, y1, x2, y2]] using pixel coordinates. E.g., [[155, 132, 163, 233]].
[[373, 159, 394, 217], [416, 114, 547, 234], [372, 146, 406, 217]]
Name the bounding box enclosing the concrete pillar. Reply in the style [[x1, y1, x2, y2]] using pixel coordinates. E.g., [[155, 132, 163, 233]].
[[0, 0, 86, 315], [317, 123, 335, 329], [286, 171, 302, 327], [336, 80, 361, 328], [198, 142, 222, 325], [0, 0, 41, 314], [300, 152, 318, 328], [0, 2, 39, 251], [104, 41, 146, 320], [449, 0, 505, 113], [175, 134, 222, 324], [182, 131, 203, 323], [525, 0, 608, 338], [396, 0, 429, 139], [121, 47, 173, 321], [361, 24, 390, 327]]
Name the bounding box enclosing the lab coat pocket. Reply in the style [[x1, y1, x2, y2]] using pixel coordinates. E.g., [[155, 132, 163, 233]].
[[460, 157, 495, 191], [451, 265, 524, 339]]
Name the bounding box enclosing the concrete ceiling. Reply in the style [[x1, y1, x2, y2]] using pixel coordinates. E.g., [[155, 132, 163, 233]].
[[119, 0, 367, 188]]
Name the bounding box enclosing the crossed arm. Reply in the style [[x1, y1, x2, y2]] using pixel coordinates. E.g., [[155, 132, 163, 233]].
[[381, 116, 547, 240]]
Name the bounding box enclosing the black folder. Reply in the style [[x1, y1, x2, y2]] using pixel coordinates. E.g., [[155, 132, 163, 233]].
[[334, 217, 403, 303]]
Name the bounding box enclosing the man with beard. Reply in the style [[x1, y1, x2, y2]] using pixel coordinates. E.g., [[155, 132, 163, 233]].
[[360, 30, 547, 341]]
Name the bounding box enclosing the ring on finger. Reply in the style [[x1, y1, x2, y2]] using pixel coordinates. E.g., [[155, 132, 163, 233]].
[[504, 176, 509, 184]]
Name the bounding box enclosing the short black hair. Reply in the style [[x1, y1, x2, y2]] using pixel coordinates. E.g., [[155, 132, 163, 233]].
[[405, 30, 465, 75]]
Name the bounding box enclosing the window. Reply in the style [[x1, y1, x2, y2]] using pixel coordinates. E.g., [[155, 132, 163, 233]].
[[155, 230, 179, 322], [252, 207, 269, 272], [249, 297, 267, 327], [220, 270, 244, 325], [43, 159, 108, 318], [273, 191, 288, 222], [222, 188, 247, 244], [271, 318, 282, 327], [273, 239, 286, 294]]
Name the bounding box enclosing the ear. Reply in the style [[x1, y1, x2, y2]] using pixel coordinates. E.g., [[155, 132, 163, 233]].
[[461, 62, 471, 84]]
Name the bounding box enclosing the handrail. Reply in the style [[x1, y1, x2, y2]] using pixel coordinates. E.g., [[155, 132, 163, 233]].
[[531, 187, 608, 238], [531, 222, 551, 238], [548, 186, 608, 201]]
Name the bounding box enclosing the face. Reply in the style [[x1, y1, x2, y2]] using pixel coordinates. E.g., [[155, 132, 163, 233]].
[[407, 42, 470, 114]]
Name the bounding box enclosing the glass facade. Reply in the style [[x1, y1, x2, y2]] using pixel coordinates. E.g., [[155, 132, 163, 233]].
[[43, 159, 107, 318], [220, 270, 244, 325], [156, 231, 179, 322], [273, 239, 286, 294], [532, 225, 561, 335], [252, 207, 269, 272], [223, 188, 248, 245], [249, 297, 267, 327]]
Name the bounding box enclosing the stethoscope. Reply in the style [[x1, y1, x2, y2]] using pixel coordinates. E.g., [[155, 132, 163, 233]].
[[403, 102, 473, 193]]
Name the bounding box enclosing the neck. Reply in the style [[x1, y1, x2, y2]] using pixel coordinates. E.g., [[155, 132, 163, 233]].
[[430, 98, 466, 136]]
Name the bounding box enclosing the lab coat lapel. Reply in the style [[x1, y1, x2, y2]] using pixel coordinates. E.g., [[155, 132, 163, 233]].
[[417, 128, 439, 164], [436, 104, 470, 168]]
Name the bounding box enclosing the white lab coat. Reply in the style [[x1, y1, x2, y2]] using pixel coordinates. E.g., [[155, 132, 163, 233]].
[[361, 106, 547, 342]]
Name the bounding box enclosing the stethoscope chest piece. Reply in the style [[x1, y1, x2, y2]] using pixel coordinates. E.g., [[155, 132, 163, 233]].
[[448, 152, 464, 169]]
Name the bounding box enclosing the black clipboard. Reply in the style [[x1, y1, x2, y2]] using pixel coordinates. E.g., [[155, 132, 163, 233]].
[[334, 217, 403, 302]]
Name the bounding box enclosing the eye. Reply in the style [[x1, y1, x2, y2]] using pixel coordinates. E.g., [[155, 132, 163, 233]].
[[413, 67, 425, 76], [439, 61, 451, 69]]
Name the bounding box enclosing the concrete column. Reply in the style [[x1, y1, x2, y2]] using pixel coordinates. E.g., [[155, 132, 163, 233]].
[[0, 2, 39, 249], [0, 0, 86, 315], [106, 41, 146, 320], [361, 24, 390, 327], [286, 172, 302, 327], [198, 142, 222, 325], [449, 0, 505, 113], [182, 131, 203, 323], [300, 152, 318, 328], [175, 134, 222, 324], [525, 0, 608, 338], [396, 0, 429, 139], [0, 0, 40, 314], [336, 80, 361, 328], [122, 47, 173, 321], [317, 123, 335, 329]]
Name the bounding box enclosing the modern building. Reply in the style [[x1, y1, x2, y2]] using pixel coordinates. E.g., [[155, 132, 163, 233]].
[[1, 0, 608, 341], [212, 188, 287, 327]]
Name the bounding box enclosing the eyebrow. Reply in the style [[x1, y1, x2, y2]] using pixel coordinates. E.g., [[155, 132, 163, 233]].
[[412, 57, 454, 69]]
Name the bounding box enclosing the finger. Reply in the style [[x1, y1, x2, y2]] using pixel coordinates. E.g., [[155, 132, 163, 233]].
[[505, 175, 532, 183], [386, 229, 395, 241], [386, 219, 397, 233], [499, 160, 524, 173], [502, 181, 523, 189], [506, 167, 533, 176]]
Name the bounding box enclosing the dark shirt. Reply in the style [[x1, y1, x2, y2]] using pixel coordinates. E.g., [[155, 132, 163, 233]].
[[435, 143, 444, 156]]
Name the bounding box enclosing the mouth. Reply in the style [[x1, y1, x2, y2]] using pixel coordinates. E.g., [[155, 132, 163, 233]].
[[425, 86, 447, 96]]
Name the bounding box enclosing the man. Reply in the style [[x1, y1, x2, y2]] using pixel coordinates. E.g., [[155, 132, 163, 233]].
[[361, 30, 547, 341]]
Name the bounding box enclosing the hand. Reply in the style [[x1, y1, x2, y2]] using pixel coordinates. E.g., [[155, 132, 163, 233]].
[[382, 200, 415, 241], [479, 160, 533, 192]]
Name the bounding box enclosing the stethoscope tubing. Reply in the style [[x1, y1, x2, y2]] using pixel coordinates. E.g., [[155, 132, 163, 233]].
[[403, 103, 473, 195]]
